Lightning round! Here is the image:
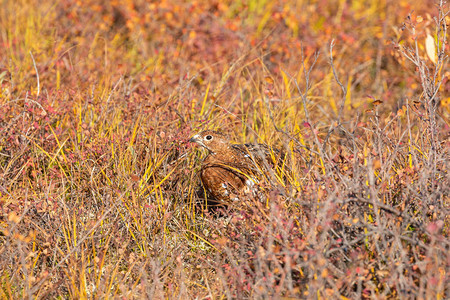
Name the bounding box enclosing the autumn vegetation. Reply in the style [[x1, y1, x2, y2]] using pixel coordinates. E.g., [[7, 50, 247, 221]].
[[0, 0, 449, 298]]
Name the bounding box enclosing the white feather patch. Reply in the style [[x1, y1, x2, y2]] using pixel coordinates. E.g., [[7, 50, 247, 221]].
[[221, 183, 229, 196], [245, 179, 255, 188]]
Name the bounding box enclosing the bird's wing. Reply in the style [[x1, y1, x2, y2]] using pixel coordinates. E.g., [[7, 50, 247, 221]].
[[231, 143, 285, 168], [200, 164, 244, 201]]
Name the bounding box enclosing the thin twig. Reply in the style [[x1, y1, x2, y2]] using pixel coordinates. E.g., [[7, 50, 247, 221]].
[[29, 51, 40, 98]]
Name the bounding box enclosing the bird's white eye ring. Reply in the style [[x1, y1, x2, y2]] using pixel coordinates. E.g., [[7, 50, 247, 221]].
[[205, 135, 213, 141]]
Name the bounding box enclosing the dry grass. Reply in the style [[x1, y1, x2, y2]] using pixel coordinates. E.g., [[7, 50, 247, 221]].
[[0, 0, 449, 298]]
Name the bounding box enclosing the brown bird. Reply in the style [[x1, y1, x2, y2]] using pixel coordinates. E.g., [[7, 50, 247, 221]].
[[189, 130, 287, 204]]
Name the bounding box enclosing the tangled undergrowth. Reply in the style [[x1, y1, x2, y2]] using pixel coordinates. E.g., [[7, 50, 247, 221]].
[[0, 0, 449, 298]]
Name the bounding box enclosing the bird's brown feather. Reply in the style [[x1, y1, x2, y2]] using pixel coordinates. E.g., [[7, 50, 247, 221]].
[[190, 130, 287, 204]]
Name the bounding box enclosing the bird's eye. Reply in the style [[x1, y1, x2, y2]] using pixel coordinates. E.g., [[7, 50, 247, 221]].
[[205, 135, 213, 141]]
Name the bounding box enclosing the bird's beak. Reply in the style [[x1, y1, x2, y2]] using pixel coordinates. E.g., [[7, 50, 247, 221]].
[[189, 134, 200, 144]]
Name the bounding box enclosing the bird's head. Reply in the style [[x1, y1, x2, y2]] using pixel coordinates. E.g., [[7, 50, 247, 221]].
[[189, 130, 230, 154]]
